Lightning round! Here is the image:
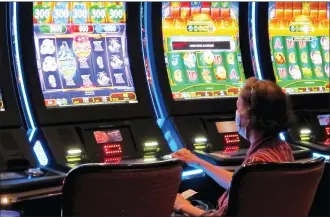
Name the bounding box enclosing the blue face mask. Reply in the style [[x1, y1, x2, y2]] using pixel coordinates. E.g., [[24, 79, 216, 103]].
[[235, 110, 248, 140]]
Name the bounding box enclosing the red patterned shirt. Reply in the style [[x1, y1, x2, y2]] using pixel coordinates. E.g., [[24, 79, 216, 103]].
[[205, 136, 294, 216]]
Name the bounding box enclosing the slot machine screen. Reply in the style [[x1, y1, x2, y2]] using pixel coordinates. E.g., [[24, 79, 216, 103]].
[[162, 2, 245, 101], [33, 2, 138, 108], [268, 2, 330, 95], [215, 121, 237, 133], [0, 89, 4, 111], [317, 114, 330, 126]]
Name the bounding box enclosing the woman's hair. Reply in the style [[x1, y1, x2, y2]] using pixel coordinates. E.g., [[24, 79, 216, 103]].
[[239, 77, 294, 135]]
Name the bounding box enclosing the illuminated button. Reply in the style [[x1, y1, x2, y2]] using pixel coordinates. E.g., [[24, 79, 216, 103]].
[[45, 99, 57, 106], [227, 88, 239, 95], [72, 98, 83, 104], [196, 91, 205, 97], [195, 137, 207, 143], [82, 97, 90, 103], [144, 141, 159, 147], [206, 91, 213, 96], [110, 93, 123, 101], [94, 97, 102, 103], [67, 149, 82, 155], [127, 92, 136, 100], [300, 129, 311, 134]]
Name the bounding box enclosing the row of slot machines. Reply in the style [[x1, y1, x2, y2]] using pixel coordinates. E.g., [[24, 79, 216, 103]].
[[0, 1, 329, 213]]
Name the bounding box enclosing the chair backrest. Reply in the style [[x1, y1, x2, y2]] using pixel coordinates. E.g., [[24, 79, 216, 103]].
[[308, 161, 329, 217], [227, 157, 325, 217], [61, 159, 183, 217]]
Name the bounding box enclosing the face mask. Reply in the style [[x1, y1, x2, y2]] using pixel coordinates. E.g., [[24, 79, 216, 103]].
[[235, 110, 248, 140]]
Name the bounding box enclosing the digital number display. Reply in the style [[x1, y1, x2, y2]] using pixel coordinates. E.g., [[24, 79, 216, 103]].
[[162, 2, 245, 101], [268, 2, 330, 95], [33, 2, 137, 108]]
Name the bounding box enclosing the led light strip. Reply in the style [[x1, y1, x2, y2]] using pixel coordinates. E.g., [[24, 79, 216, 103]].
[[182, 169, 204, 179], [251, 2, 263, 80]]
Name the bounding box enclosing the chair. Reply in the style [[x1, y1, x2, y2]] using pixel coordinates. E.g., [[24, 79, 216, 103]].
[[61, 159, 183, 217], [227, 157, 325, 217], [308, 161, 329, 217]]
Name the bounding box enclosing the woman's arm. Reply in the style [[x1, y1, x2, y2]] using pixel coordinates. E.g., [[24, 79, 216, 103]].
[[196, 159, 233, 190], [172, 149, 233, 190]]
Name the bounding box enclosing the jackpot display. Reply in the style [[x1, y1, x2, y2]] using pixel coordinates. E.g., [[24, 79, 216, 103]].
[[268, 2, 330, 94], [162, 2, 245, 101], [33, 2, 138, 108], [0, 89, 4, 111]]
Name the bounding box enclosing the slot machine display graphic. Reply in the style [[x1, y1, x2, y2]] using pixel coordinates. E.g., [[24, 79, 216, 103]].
[[162, 2, 245, 101], [268, 2, 330, 94], [0, 89, 4, 111], [33, 2, 137, 108]]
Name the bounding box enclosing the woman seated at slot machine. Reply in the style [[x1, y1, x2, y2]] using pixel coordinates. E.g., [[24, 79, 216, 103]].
[[172, 77, 295, 216]]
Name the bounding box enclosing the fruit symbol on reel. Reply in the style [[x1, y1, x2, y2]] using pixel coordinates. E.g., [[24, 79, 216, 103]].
[[289, 65, 302, 80], [325, 65, 329, 77], [301, 67, 313, 78], [320, 37, 329, 51], [310, 51, 323, 65], [203, 51, 214, 65], [215, 66, 226, 80], [314, 66, 324, 78], [274, 52, 286, 64], [174, 70, 183, 82], [183, 52, 196, 68], [202, 69, 212, 83], [288, 52, 296, 64], [301, 52, 308, 64]]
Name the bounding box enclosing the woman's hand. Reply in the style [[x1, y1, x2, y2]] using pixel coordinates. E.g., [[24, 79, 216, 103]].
[[172, 148, 203, 168], [174, 194, 207, 217], [174, 193, 191, 211]]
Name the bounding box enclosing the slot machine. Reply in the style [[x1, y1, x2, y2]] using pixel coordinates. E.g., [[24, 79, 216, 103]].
[[0, 2, 64, 209], [10, 2, 172, 175], [252, 3, 329, 216], [254, 2, 329, 157], [142, 1, 311, 169]]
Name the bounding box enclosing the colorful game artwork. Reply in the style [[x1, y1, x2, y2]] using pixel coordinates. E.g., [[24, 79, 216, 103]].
[[33, 2, 137, 108], [0, 89, 4, 111], [162, 2, 245, 101], [268, 2, 330, 94]]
